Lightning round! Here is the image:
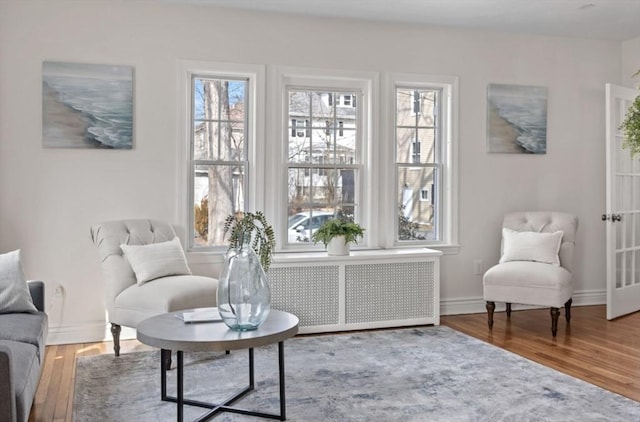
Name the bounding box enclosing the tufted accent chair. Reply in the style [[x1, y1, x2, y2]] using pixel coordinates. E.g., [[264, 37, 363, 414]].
[[483, 211, 579, 337], [90, 219, 218, 356]]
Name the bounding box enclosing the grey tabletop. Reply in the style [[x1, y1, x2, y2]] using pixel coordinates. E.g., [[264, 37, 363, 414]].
[[136, 309, 299, 352]]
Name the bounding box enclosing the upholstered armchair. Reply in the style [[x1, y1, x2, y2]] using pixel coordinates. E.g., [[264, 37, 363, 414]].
[[483, 212, 579, 337], [90, 219, 218, 356]]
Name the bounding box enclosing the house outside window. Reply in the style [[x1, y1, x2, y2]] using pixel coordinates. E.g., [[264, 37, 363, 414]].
[[392, 73, 458, 247], [286, 88, 360, 244]]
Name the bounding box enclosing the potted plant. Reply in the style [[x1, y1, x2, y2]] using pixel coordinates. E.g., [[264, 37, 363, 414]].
[[621, 70, 640, 158], [218, 211, 275, 331], [311, 218, 365, 256], [223, 211, 275, 271]]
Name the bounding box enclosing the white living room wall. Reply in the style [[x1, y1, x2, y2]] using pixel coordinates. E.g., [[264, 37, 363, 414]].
[[0, 0, 629, 343], [622, 37, 640, 87]]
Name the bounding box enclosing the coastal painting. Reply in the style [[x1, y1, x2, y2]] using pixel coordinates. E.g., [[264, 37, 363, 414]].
[[43, 61, 133, 149], [487, 84, 547, 154]]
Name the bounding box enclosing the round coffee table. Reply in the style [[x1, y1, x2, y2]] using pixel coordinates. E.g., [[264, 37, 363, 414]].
[[137, 309, 299, 422]]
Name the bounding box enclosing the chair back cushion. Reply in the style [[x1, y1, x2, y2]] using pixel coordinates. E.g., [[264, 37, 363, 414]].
[[502, 212, 578, 273], [90, 220, 178, 317]]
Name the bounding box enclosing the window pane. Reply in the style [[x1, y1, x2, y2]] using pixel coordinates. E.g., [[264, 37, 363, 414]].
[[396, 88, 437, 128], [193, 164, 246, 247], [288, 89, 357, 165], [396, 127, 436, 164], [397, 166, 437, 241], [287, 166, 358, 244], [193, 77, 246, 161], [287, 208, 335, 244]]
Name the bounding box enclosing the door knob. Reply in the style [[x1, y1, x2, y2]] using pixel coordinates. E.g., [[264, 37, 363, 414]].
[[602, 214, 610, 221], [612, 214, 622, 222]]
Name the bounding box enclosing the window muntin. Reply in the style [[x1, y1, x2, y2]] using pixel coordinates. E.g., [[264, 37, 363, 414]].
[[286, 88, 360, 245], [191, 76, 249, 247], [396, 87, 442, 242]]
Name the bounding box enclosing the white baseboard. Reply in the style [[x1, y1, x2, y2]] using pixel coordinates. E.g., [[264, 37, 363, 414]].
[[46, 289, 606, 345], [440, 289, 606, 316], [46, 322, 136, 346]]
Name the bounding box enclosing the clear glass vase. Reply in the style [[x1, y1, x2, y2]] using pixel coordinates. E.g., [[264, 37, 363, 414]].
[[217, 246, 271, 331]]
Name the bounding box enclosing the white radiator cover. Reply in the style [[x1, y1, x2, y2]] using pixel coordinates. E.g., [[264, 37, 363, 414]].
[[269, 248, 441, 334]]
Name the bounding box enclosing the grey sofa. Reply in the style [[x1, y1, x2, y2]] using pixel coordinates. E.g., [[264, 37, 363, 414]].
[[0, 281, 48, 422]]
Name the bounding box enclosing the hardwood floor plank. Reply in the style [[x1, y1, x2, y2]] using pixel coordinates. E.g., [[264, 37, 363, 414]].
[[29, 305, 640, 421], [441, 305, 640, 402]]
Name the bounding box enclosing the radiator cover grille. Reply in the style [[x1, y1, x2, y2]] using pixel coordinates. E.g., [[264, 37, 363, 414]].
[[345, 261, 434, 324], [269, 265, 340, 327]]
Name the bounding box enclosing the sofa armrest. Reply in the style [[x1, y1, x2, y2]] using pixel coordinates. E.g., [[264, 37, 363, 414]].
[[0, 344, 17, 422], [27, 281, 45, 312]]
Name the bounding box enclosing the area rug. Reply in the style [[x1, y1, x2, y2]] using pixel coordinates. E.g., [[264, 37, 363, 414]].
[[73, 326, 639, 421]]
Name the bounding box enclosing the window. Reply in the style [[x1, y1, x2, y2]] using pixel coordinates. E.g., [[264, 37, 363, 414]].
[[286, 89, 360, 245], [179, 61, 264, 251], [275, 68, 374, 249], [420, 187, 431, 202], [181, 64, 456, 254], [190, 76, 248, 247], [392, 73, 458, 247]]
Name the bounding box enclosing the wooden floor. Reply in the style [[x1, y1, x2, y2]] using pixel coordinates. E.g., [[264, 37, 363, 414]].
[[29, 305, 639, 422]]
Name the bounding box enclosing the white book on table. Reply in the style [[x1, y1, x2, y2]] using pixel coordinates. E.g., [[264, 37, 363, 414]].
[[176, 307, 222, 323]]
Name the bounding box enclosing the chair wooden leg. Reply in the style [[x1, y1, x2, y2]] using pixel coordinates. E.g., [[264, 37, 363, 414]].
[[486, 301, 495, 329], [550, 307, 560, 337], [564, 298, 573, 323], [111, 323, 121, 356], [506, 303, 512, 318]]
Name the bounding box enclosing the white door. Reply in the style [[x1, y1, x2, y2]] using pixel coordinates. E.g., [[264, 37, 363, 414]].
[[605, 83, 640, 320]]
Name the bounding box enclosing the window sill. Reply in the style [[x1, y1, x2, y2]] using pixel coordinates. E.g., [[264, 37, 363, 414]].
[[272, 247, 442, 265]]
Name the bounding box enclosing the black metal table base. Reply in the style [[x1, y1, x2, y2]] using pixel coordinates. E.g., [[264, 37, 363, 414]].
[[160, 343, 286, 422]]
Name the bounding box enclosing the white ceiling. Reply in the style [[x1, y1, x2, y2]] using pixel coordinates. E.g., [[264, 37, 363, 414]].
[[160, 0, 640, 41]]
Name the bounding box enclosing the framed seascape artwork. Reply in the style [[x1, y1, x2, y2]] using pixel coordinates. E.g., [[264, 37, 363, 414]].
[[42, 61, 134, 149], [486, 83, 547, 154]]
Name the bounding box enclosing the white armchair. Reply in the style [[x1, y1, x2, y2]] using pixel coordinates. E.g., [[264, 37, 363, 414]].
[[483, 212, 579, 337], [90, 219, 218, 355]]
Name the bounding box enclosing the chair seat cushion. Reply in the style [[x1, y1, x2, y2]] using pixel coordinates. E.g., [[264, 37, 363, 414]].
[[483, 261, 572, 308], [114, 275, 218, 327]]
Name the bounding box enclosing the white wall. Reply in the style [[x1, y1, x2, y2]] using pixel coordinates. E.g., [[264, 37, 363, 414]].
[[0, 0, 626, 343], [621, 37, 640, 88]]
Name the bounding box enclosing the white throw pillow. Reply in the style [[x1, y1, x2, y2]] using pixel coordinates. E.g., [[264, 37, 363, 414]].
[[500, 228, 564, 266], [0, 249, 38, 313], [120, 237, 192, 285]]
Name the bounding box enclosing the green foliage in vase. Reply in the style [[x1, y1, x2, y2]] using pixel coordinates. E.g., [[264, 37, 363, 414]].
[[620, 70, 640, 158], [223, 211, 275, 271], [311, 218, 365, 247]]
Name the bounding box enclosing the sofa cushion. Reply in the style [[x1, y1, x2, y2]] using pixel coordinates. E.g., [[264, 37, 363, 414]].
[[0, 312, 48, 363], [0, 340, 40, 422], [0, 250, 37, 314], [120, 237, 192, 285]]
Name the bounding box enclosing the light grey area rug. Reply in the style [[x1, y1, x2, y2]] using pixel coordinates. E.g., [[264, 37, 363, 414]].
[[73, 326, 639, 421]]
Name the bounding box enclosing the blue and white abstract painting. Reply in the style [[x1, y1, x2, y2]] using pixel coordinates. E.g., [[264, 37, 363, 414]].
[[487, 84, 547, 154], [43, 62, 133, 149]]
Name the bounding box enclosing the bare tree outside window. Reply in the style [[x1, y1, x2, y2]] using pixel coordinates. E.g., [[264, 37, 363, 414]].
[[192, 77, 248, 247]]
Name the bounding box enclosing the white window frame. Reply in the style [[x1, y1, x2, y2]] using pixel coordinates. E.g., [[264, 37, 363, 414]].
[[267, 66, 379, 251], [176, 60, 266, 252], [383, 73, 459, 252]]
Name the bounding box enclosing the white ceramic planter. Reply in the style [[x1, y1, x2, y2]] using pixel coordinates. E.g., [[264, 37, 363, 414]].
[[327, 236, 350, 256]]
